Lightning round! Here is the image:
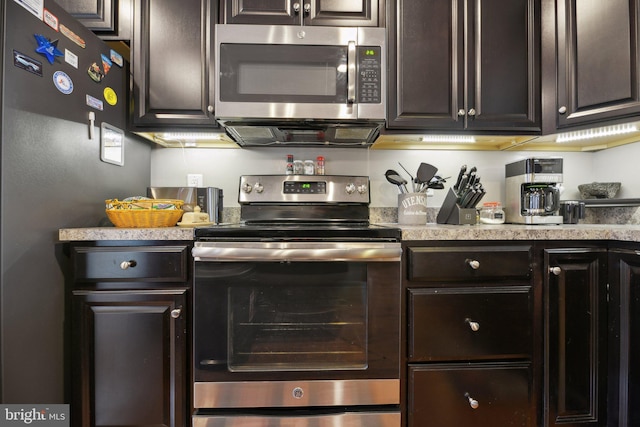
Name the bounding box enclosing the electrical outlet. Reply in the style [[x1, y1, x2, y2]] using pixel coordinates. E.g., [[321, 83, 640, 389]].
[[187, 174, 203, 187], [426, 188, 435, 197]]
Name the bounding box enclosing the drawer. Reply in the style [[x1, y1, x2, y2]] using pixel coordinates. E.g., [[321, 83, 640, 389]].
[[407, 245, 531, 282], [72, 246, 189, 282], [408, 287, 532, 361], [408, 363, 533, 427]]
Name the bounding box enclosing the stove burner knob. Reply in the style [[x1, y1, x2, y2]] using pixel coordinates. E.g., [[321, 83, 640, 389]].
[[242, 182, 252, 193], [345, 183, 356, 194], [357, 184, 368, 194], [254, 183, 264, 193]]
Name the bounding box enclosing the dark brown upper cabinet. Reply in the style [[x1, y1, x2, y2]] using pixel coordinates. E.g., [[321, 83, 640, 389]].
[[220, 0, 383, 26], [551, 0, 640, 130], [131, 0, 217, 128], [57, 0, 132, 39], [388, 0, 541, 132]]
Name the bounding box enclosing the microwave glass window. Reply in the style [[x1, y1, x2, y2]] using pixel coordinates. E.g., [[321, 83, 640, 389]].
[[239, 63, 338, 96], [220, 44, 348, 103]]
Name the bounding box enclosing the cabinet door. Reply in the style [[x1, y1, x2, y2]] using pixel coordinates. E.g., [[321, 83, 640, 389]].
[[56, 0, 115, 32], [132, 0, 216, 127], [388, 0, 540, 131], [608, 249, 640, 427], [221, 0, 299, 24], [221, 0, 381, 26], [388, 0, 465, 129], [545, 248, 608, 427], [466, 0, 540, 131], [408, 363, 534, 427], [555, 0, 640, 128], [306, 0, 381, 26], [71, 289, 187, 427]]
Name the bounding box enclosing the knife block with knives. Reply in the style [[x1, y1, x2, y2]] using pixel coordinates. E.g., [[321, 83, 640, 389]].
[[436, 165, 486, 225]]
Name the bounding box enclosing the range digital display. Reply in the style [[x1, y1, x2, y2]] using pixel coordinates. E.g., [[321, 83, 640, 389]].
[[284, 181, 327, 194]]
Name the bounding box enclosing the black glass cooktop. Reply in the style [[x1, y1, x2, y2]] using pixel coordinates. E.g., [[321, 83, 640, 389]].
[[194, 222, 402, 241]]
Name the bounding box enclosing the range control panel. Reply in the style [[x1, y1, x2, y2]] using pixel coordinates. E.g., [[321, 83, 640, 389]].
[[239, 175, 370, 204]]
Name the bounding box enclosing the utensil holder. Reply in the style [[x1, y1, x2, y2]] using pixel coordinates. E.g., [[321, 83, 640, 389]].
[[398, 193, 427, 225], [436, 188, 477, 225]]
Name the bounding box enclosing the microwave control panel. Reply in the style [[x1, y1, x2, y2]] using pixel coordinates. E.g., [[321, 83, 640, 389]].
[[358, 46, 382, 104]]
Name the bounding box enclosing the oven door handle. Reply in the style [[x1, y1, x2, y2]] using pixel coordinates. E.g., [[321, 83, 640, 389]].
[[192, 242, 401, 262]]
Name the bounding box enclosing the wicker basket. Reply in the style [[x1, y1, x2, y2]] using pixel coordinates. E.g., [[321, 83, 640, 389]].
[[105, 199, 184, 228]]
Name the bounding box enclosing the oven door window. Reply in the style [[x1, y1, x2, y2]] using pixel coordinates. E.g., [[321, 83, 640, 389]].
[[219, 44, 348, 103], [196, 262, 368, 373]]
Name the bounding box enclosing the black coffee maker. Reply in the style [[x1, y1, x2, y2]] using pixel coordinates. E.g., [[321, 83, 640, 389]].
[[505, 158, 564, 224]]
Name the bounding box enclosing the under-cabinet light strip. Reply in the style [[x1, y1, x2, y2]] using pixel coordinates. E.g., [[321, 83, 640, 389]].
[[420, 135, 476, 143], [556, 124, 638, 143]]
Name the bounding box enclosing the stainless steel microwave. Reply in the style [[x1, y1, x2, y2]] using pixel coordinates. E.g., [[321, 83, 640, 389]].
[[214, 24, 386, 146]]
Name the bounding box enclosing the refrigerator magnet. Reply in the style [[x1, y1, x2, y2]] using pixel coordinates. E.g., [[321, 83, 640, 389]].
[[87, 62, 103, 82], [60, 24, 86, 49], [101, 54, 112, 75], [34, 34, 63, 64], [53, 71, 73, 94], [13, 50, 43, 77], [43, 9, 59, 31], [110, 50, 123, 68], [103, 87, 117, 106], [86, 94, 104, 111]]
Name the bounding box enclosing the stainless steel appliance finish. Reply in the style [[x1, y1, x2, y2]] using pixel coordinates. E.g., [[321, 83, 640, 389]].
[[193, 411, 401, 427], [147, 187, 223, 223], [214, 25, 386, 147], [505, 158, 564, 224], [192, 175, 401, 426]]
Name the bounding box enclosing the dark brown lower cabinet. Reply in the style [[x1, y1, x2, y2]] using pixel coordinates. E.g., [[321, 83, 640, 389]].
[[408, 363, 533, 427], [71, 290, 187, 427], [544, 247, 608, 427], [608, 247, 640, 427]]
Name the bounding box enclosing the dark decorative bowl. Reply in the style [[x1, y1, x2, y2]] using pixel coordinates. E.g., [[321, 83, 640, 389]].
[[578, 182, 621, 199]]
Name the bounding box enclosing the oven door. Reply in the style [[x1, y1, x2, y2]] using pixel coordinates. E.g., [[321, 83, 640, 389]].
[[215, 24, 385, 120], [192, 241, 401, 409]]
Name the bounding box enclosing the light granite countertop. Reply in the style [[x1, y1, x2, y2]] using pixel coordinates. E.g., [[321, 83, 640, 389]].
[[58, 223, 640, 242]]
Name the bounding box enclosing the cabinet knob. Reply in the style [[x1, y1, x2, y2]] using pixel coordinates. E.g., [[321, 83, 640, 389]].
[[120, 260, 137, 270], [549, 266, 562, 276], [467, 108, 476, 116], [464, 392, 479, 409], [558, 106, 567, 114], [465, 318, 480, 332], [207, 105, 213, 113], [466, 259, 480, 270], [171, 308, 182, 319], [457, 109, 466, 116], [293, 2, 300, 12], [303, 2, 311, 13]]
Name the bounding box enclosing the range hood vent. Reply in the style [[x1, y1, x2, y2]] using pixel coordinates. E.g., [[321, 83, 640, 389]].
[[218, 120, 384, 148]]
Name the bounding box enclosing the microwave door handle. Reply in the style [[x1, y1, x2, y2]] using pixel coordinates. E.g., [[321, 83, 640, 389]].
[[347, 41, 356, 104]]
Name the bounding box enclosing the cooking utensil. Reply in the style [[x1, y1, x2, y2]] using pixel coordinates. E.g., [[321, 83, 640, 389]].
[[416, 163, 438, 189], [398, 162, 416, 192], [385, 169, 409, 194]]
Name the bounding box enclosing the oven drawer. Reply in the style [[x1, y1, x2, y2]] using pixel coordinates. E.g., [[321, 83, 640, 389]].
[[193, 411, 400, 427], [72, 246, 189, 282], [407, 245, 531, 282], [408, 286, 532, 361]]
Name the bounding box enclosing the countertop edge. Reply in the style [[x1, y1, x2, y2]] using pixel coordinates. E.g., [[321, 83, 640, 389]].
[[59, 224, 640, 243]]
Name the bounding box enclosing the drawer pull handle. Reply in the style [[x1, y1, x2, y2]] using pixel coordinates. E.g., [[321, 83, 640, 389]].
[[171, 308, 182, 319], [464, 392, 479, 409], [549, 266, 562, 276], [120, 260, 137, 270], [465, 318, 480, 332], [466, 259, 480, 270]]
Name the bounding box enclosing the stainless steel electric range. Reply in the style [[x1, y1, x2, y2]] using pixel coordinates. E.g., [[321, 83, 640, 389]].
[[191, 175, 402, 427]]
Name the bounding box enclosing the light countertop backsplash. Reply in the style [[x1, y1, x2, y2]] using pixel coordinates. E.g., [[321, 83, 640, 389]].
[[150, 140, 640, 224]]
